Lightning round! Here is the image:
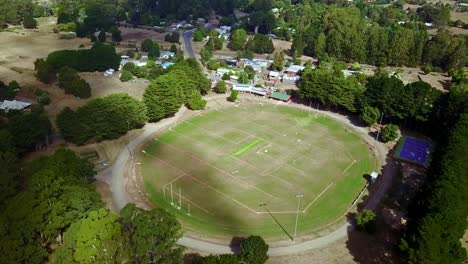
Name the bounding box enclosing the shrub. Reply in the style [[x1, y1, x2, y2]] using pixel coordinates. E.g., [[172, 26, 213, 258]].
[[120, 71, 133, 82], [58, 66, 91, 98], [57, 22, 77, 32], [37, 93, 50, 105], [165, 32, 180, 43], [207, 60, 220, 70], [214, 80, 227, 94], [381, 124, 399, 142], [222, 73, 231, 80], [229, 90, 238, 102], [23, 15, 37, 29], [356, 209, 377, 233], [141, 39, 154, 52], [122, 62, 136, 72]]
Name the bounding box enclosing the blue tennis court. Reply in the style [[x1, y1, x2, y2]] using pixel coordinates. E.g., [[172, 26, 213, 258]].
[[394, 136, 432, 167]]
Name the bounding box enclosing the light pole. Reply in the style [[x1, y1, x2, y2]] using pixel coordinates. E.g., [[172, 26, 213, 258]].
[[375, 112, 384, 141], [127, 120, 133, 157], [293, 193, 304, 242]]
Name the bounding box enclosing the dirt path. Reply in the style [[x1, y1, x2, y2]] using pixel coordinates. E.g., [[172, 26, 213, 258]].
[[96, 94, 394, 256]]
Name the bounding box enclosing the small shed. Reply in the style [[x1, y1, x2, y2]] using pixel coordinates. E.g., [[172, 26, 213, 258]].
[[269, 92, 291, 103], [370, 172, 379, 184], [0, 100, 31, 112]]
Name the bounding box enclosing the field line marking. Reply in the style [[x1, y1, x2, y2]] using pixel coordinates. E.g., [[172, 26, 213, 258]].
[[144, 151, 259, 214], [236, 135, 253, 145], [185, 175, 259, 214], [257, 211, 299, 214], [164, 185, 214, 215], [342, 160, 357, 175], [163, 172, 186, 189], [149, 140, 277, 199], [183, 120, 239, 144], [302, 182, 335, 213], [341, 143, 354, 160]]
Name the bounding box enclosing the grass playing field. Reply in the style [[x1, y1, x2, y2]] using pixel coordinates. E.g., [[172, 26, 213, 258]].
[[139, 105, 378, 240]]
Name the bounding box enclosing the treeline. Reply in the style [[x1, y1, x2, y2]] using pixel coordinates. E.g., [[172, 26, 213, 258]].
[[46, 43, 120, 72], [57, 94, 147, 145], [289, 5, 465, 70], [400, 81, 468, 263], [56, 59, 209, 145], [298, 63, 442, 126]]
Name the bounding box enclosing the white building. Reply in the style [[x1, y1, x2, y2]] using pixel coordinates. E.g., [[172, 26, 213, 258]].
[[0, 100, 31, 112], [159, 51, 175, 60]]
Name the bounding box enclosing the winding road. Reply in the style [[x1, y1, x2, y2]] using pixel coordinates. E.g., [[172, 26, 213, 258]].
[[96, 95, 394, 256]]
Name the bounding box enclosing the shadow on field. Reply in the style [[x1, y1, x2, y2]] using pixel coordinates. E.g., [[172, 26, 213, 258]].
[[345, 157, 402, 264], [259, 205, 293, 241]]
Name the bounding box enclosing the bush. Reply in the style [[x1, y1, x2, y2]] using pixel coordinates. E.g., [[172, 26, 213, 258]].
[[360, 106, 380, 126], [37, 93, 50, 105], [214, 80, 227, 94], [381, 124, 399, 142], [206, 60, 220, 70], [251, 34, 274, 54], [356, 210, 377, 233], [229, 90, 238, 102], [120, 71, 133, 82], [240, 236, 268, 264], [57, 22, 77, 32], [23, 15, 37, 29], [121, 62, 136, 72], [141, 39, 154, 52], [222, 73, 231, 80]]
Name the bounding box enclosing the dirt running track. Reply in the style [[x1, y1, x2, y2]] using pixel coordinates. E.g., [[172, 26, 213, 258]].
[[96, 94, 394, 257]]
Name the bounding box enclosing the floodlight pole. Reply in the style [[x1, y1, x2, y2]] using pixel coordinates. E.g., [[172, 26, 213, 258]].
[[127, 120, 133, 157], [170, 183, 174, 205], [375, 113, 384, 141], [178, 188, 182, 209], [293, 193, 304, 242]]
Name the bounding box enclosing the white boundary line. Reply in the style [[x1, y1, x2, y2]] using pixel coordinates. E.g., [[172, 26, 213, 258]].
[[163, 185, 214, 215], [342, 160, 357, 175], [302, 182, 335, 213]]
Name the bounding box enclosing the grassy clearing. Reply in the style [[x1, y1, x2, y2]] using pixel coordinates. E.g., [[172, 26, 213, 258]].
[[140, 105, 378, 239]]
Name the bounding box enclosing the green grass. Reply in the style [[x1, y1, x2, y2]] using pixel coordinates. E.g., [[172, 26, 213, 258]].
[[233, 138, 263, 156], [140, 105, 378, 240]]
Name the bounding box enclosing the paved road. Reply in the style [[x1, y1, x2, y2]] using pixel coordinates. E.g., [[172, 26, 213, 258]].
[[182, 30, 195, 58], [98, 95, 394, 256]]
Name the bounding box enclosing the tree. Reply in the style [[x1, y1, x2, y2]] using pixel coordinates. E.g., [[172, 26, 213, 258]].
[[186, 90, 207, 110], [214, 80, 227, 94], [143, 75, 184, 121], [230, 29, 247, 50], [193, 30, 204, 42], [98, 31, 106, 42], [148, 42, 160, 59], [165, 32, 180, 43], [360, 106, 380, 126], [380, 124, 399, 142], [34, 59, 56, 83], [119, 204, 184, 263], [271, 51, 285, 71], [110, 26, 122, 42], [8, 110, 51, 153], [200, 48, 212, 63], [58, 66, 91, 98], [120, 70, 133, 82], [141, 39, 154, 52], [240, 235, 268, 264], [23, 15, 37, 29], [229, 90, 238, 102], [356, 209, 377, 233], [170, 44, 178, 54], [251, 34, 274, 54]]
